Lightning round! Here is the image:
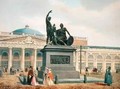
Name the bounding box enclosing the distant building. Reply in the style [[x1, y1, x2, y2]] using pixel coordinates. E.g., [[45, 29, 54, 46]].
[[74, 46, 120, 73], [73, 36, 87, 46], [0, 25, 120, 73]]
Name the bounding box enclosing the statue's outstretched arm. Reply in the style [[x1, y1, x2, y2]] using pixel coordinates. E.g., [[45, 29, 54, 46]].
[[46, 10, 52, 19]]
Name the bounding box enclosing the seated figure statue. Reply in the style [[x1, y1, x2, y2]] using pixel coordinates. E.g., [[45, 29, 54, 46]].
[[56, 23, 74, 46]]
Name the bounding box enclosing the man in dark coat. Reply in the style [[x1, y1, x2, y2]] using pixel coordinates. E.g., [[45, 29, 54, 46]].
[[27, 66, 34, 85]]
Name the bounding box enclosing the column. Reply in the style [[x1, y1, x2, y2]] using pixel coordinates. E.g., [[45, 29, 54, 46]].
[[103, 59, 106, 72], [33, 48, 37, 70], [21, 48, 25, 71], [85, 51, 88, 67], [0, 54, 1, 66], [111, 61, 115, 72], [8, 47, 12, 73], [94, 59, 97, 68]]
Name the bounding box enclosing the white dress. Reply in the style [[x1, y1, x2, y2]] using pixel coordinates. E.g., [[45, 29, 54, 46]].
[[31, 75, 39, 85], [43, 73, 49, 85]]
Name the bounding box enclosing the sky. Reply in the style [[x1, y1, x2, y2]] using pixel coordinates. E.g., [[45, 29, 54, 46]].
[[0, 0, 120, 47]]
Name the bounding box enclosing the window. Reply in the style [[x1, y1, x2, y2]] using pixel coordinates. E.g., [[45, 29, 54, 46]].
[[115, 63, 120, 69], [25, 61, 31, 68], [12, 61, 20, 68], [1, 61, 8, 67], [97, 63, 102, 69], [97, 55, 102, 59], [13, 52, 19, 59], [2, 52, 8, 59], [37, 52, 42, 57], [88, 63, 93, 69], [106, 55, 111, 59], [25, 52, 31, 59], [88, 55, 94, 60], [36, 61, 42, 67]]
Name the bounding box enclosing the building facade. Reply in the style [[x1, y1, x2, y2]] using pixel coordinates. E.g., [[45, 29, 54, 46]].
[[74, 46, 120, 73]]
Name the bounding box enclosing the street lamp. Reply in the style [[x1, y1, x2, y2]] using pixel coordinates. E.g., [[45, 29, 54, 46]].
[[80, 45, 82, 74]]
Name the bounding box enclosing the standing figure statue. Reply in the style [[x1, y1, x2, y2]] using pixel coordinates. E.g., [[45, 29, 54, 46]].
[[52, 24, 58, 45], [46, 10, 52, 44], [45, 10, 74, 46], [56, 23, 74, 45]]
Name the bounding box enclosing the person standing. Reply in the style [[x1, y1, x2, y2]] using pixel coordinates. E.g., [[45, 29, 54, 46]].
[[106, 66, 112, 86], [104, 69, 108, 84], [85, 67, 89, 75], [31, 72, 39, 85], [27, 66, 34, 85], [43, 67, 49, 85], [104, 66, 112, 86], [47, 69, 54, 85], [43, 68, 54, 85]]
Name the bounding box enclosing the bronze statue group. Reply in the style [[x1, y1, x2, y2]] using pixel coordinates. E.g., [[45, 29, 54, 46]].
[[46, 10, 74, 46]]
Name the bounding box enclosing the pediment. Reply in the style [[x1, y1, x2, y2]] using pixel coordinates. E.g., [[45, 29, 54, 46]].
[[23, 36, 33, 43], [0, 35, 46, 45]]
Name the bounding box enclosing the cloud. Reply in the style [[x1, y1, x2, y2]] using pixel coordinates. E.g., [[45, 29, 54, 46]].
[[0, 0, 119, 47], [49, 0, 120, 46], [0, 22, 9, 32], [79, 0, 119, 10]]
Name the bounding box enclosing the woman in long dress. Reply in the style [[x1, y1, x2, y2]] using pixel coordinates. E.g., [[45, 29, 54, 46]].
[[43, 73, 49, 85], [31, 73, 39, 85], [43, 68, 54, 85], [104, 66, 112, 86], [47, 69, 54, 85]]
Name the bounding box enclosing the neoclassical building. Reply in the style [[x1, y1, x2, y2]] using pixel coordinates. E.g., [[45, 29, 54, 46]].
[[0, 26, 46, 72], [74, 46, 120, 73], [0, 25, 120, 73]]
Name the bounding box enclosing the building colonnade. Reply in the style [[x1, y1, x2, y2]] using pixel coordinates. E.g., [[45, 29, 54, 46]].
[[0, 47, 42, 72]]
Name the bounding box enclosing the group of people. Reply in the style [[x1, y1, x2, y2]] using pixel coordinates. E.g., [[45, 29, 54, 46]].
[[46, 10, 73, 46], [27, 66, 54, 86]]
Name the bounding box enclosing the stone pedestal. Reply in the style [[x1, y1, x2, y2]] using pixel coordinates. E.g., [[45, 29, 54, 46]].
[[41, 45, 80, 79]]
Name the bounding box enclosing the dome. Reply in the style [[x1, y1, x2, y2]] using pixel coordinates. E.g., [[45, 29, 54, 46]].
[[12, 25, 43, 36]]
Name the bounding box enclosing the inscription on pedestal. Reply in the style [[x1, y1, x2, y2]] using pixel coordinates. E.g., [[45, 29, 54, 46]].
[[50, 55, 70, 64]]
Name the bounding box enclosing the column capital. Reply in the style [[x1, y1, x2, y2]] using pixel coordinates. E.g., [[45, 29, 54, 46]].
[[8, 47, 12, 49]]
